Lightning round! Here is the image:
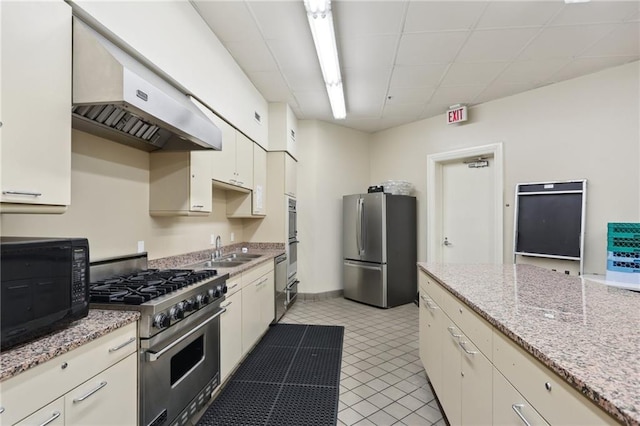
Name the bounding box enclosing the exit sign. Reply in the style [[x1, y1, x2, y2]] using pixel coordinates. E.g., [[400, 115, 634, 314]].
[[447, 105, 467, 125]]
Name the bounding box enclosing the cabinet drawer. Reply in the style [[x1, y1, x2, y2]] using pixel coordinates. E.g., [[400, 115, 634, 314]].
[[493, 331, 617, 425], [226, 275, 242, 297], [493, 368, 549, 426], [1, 322, 137, 425], [14, 397, 65, 426], [242, 261, 274, 288], [419, 271, 443, 307], [65, 353, 137, 425]]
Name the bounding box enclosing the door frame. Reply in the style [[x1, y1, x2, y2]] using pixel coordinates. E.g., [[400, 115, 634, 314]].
[[426, 143, 504, 263]]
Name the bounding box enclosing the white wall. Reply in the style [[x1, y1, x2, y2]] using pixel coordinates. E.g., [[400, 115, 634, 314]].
[[297, 120, 370, 294], [369, 61, 640, 275], [1, 130, 243, 261]]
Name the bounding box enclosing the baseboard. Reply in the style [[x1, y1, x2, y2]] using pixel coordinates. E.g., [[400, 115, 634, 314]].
[[298, 290, 343, 301]]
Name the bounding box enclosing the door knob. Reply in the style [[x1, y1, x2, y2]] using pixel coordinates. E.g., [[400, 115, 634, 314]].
[[443, 237, 451, 246]]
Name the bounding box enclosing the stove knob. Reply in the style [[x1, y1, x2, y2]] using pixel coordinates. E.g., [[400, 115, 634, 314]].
[[213, 287, 221, 298], [208, 288, 215, 299], [183, 299, 195, 311], [153, 313, 170, 329], [193, 296, 202, 310], [170, 306, 184, 320], [197, 294, 209, 306], [221, 283, 228, 294]]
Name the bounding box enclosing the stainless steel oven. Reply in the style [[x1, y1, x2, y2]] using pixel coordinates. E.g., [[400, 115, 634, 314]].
[[287, 198, 298, 278], [140, 303, 224, 426]]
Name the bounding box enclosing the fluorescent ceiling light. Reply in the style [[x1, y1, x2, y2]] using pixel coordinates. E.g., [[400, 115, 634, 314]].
[[564, 0, 591, 3], [304, 0, 346, 119]]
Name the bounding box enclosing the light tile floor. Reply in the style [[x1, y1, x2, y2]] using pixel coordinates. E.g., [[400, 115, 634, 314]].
[[281, 297, 445, 426]]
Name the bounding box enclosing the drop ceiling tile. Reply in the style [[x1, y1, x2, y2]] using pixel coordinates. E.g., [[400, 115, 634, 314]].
[[404, 1, 488, 32], [333, 1, 406, 37], [383, 102, 425, 118], [247, 71, 292, 103], [267, 38, 319, 72], [396, 31, 470, 66], [456, 28, 540, 62], [550, 2, 640, 26], [224, 40, 279, 73], [499, 59, 571, 84], [421, 104, 449, 120], [518, 24, 616, 60], [343, 67, 392, 90], [473, 82, 534, 104], [580, 22, 640, 57], [192, 1, 262, 42], [389, 64, 450, 88], [339, 35, 398, 69], [282, 68, 325, 92], [428, 85, 486, 108], [294, 90, 332, 117], [247, 1, 309, 41], [386, 87, 435, 105], [440, 62, 508, 86], [475, 2, 563, 29], [548, 56, 639, 83]]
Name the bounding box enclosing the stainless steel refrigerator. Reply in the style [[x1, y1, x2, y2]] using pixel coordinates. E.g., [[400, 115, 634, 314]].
[[342, 193, 417, 308]]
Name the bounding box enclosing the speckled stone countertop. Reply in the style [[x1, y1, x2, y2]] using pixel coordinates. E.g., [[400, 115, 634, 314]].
[[149, 242, 286, 278], [0, 310, 140, 382], [418, 263, 640, 425]]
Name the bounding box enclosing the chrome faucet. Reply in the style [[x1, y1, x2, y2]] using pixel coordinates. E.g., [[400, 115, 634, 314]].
[[213, 235, 222, 259]]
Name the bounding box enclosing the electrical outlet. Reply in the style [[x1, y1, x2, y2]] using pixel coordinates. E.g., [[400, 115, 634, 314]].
[[211, 234, 216, 245], [137, 241, 145, 253], [230, 232, 235, 242]]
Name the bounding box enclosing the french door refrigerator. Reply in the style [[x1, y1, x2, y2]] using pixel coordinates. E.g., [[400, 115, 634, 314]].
[[343, 193, 417, 308]]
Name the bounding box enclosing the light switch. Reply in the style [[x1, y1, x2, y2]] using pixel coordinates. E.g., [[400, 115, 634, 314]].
[[137, 240, 145, 253]]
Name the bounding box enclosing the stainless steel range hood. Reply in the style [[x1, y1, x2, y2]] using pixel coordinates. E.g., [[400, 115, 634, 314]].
[[72, 18, 221, 151]]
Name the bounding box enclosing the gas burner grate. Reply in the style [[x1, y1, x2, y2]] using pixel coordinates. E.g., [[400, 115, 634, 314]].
[[89, 268, 218, 305]]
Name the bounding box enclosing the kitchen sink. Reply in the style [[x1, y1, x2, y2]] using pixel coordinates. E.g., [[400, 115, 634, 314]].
[[220, 252, 262, 260], [187, 259, 246, 269]]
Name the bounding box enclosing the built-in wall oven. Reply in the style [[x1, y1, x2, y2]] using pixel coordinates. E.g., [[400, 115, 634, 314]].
[[288, 198, 298, 279]]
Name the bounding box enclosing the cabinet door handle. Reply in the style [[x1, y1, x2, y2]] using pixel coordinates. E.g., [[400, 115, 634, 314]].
[[255, 277, 268, 287], [458, 340, 478, 355], [229, 179, 237, 184], [108, 336, 136, 353], [228, 283, 239, 290], [237, 181, 244, 185], [2, 190, 42, 197], [192, 204, 204, 209], [512, 404, 532, 426], [421, 296, 438, 310], [447, 326, 462, 339], [220, 301, 232, 308], [0, 407, 4, 414], [73, 381, 107, 403], [38, 411, 61, 426]]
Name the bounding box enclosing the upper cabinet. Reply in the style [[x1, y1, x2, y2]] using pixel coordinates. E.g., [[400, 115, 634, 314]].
[[227, 143, 267, 218], [0, 1, 72, 213], [267, 152, 297, 200], [67, 1, 268, 147], [209, 113, 254, 192], [268, 103, 298, 160], [284, 154, 297, 199], [149, 151, 212, 216]]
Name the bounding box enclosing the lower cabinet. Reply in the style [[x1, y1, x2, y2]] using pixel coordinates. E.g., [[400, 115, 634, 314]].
[[64, 354, 137, 425], [493, 368, 549, 426], [220, 289, 243, 383], [418, 268, 618, 426], [241, 269, 274, 355], [1, 322, 138, 425]]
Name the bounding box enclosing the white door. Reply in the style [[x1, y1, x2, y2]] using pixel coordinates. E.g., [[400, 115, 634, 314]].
[[441, 157, 495, 263]]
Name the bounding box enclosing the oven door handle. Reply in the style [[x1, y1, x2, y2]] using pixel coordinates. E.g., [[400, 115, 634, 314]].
[[146, 307, 226, 362]]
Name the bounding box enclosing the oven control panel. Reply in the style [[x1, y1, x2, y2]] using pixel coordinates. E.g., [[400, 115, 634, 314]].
[[151, 282, 227, 331]]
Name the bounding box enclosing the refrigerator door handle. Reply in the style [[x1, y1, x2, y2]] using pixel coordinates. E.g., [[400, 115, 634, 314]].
[[360, 199, 366, 255], [356, 198, 363, 255], [344, 261, 382, 271]]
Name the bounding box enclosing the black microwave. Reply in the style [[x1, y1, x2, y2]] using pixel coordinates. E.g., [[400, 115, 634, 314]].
[[1, 237, 90, 351]]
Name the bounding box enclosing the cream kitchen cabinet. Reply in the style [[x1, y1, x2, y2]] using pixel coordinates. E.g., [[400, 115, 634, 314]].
[[0, 0, 71, 213], [268, 103, 298, 159], [267, 152, 297, 199], [220, 288, 242, 384], [149, 151, 212, 216], [418, 268, 618, 425], [0, 323, 137, 425], [241, 261, 275, 355], [209, 113, 254, 191], [226, 143, 267, 218]]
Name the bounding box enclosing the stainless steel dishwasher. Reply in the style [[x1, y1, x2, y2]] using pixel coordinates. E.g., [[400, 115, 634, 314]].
[[274, 253, 288, 322]]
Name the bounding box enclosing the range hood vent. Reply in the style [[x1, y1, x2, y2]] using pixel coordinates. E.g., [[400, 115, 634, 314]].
[[72, 18, 221, 152]]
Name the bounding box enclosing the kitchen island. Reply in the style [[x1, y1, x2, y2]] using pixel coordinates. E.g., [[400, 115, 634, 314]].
[[418, 263, 639, 426]]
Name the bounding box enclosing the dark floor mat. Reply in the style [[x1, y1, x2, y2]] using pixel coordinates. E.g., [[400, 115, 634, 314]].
[[197, 324, 344, 426]]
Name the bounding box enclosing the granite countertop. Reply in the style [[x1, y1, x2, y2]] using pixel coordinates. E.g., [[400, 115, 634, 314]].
[[149, 242, 286, 278], [0, 309, 140, 382], [418, 263, 640, 425]]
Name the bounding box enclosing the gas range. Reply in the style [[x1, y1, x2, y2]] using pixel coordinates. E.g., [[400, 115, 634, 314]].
[[89, 254, 228, 339]]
